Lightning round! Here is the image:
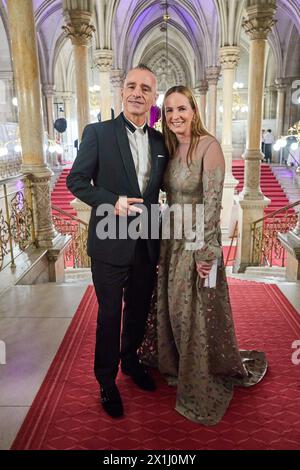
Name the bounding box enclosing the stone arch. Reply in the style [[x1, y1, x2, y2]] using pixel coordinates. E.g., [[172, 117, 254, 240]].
[[143, 45, 191, 92], [284, 25, 300, 77], [0, 2, 12, 67]]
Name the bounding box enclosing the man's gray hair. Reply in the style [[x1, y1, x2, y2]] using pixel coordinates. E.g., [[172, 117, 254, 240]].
[[132, 63, 154, 74]]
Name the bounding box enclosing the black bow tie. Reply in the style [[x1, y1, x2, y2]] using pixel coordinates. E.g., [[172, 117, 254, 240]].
[[122, 113, 147, 134]]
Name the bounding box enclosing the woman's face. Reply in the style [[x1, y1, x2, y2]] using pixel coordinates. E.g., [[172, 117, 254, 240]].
[[164, 92, 195, 138]]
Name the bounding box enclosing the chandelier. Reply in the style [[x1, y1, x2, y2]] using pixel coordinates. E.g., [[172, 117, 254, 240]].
[[219, 82, 248, 116]]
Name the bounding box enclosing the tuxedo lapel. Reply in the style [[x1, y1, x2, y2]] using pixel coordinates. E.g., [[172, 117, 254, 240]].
[[114, 114, 141, 197], [143, 127, 159, 199]]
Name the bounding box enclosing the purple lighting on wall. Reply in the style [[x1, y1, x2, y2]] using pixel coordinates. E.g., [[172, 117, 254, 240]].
[[150, 105, 161, 127]]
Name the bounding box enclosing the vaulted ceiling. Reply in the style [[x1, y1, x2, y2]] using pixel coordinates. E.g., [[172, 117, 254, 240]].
[[0, 0, 299, 91]]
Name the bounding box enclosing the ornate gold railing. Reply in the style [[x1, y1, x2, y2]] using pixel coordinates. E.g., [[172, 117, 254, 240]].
[[0, 175, 35, 271], [0, 154, 22, 179], [51, 205, 90, 268], [251, 200, 300, 267]]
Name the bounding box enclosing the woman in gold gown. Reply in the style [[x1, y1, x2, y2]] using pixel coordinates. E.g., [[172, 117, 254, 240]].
[[141, 85, 267, 426]]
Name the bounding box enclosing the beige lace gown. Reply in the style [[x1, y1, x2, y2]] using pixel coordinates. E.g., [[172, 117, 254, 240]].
[[156, 136, 267, 425]]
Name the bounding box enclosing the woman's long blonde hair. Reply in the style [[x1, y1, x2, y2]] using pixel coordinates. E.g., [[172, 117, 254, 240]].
[[161, 85, 212, 166]]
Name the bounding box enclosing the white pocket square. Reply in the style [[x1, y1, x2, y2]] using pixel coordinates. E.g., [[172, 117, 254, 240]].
[[157, 154, 166, 158]]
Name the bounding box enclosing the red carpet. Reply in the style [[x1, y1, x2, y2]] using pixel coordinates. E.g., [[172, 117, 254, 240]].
[[232, 162, 294, 218], [11, 281, 300, 450], [222, 245, 235, 267], [51, 169, 77, 219]]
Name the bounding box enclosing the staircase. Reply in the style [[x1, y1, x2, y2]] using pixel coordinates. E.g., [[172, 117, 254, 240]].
[[227, 265, 287, 282], [51, 168, 77, 219], [270, 165, 300, 209], [232, 162, 295, 217]]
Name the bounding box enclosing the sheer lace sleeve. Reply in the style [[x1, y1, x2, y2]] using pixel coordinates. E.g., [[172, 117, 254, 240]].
[[194, 139, 225, 263]]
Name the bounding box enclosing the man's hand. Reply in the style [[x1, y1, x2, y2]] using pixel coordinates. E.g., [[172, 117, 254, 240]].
[[196, 260, 213, 278], [114, 197, 144, 216]]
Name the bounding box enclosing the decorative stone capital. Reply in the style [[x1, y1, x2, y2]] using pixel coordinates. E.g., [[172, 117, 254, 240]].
[[42, 84, 55, 97], [110, 69, 125, 88], [205, 66, 221, 85], [275, 78, 289, 92], [219, 46, 240, 70], [198, 79, 208, 94], [94, 49, 113, 72], [193, 88, 200, 98], [242, 1, 277, 40], [62, 9, 95, 46]]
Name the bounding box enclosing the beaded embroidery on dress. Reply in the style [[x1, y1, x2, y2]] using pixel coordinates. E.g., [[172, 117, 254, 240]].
[[139, 136, 267, 425]]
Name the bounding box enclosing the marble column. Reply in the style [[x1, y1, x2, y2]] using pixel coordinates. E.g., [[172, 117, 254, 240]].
[[7, 0, 58, 248], [193, 87, 201, 117], [206, 66, 221, 136], [111, 69, 124, 117], [198, 79, 208, 126], [42, 84, 55, 140], [219, 46, 239, 235], [62, 9, 95, 140], [234, 0, 276, 272], [94, 49, 113, 121], [275, 78, 288, 138]]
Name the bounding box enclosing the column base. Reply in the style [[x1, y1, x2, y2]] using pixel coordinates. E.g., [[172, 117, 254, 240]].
[[22, 163, 58, 246], [239, 149, 266, 200], [70, 198, 91, 224], [21, 163, 53, 178], [38, 232, 60, 249], [233, 196, 270, 273], [242, 148, 265, 161]]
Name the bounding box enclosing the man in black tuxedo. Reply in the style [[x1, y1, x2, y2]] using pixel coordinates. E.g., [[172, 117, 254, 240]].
[[67, 64, 168, 418]]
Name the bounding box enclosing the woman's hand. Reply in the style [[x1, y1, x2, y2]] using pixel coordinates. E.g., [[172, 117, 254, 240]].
[[196, 260, 213, 278]]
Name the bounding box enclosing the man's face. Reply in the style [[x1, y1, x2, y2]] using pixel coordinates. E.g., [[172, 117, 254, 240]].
[[121, 68, 157, 120]]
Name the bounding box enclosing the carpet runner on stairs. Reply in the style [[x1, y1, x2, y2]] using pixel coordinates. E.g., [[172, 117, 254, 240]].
[[11, 280, 300, 450], [232, 161, 294, 217], [51, 168, 77, 219], [54, 163, 293, 221]]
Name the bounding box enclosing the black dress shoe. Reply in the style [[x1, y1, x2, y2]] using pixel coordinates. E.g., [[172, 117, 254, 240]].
[[122, 364, 156, 391], [100, 384, 123, 418]]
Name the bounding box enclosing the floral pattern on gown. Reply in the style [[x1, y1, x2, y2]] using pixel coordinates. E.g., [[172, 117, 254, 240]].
[[139, 136, 267, 426]]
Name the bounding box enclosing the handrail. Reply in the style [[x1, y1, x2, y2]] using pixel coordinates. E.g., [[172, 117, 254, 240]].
[[51, 205, 90, 268], [251, 199, 300, 267], [0, 174, 23, 185], [286, 149, 299, 166], [0, 176, 35, 271], [51, 204, 88, 226], [252, 199, 300, 225]]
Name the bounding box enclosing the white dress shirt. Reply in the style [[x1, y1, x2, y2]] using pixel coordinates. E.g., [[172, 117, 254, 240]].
[[264, 132, 274, 144], [124, 116, 151, 195]]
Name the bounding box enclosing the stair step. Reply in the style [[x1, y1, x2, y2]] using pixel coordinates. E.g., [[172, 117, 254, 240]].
[[51, 166, 77, 219]]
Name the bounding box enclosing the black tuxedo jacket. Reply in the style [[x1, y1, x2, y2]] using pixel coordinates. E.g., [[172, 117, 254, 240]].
[[66, 113, 168, 266]]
